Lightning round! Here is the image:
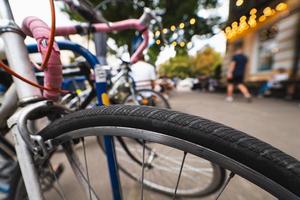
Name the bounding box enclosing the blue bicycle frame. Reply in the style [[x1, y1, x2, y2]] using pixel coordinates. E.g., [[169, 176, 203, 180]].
[[27, 40, 123, 200]]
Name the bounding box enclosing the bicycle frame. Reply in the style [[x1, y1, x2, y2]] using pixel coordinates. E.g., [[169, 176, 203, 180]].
[[27, 40, 123, 199], [0, 0, 47, 199], [0, 39, 123, 199]]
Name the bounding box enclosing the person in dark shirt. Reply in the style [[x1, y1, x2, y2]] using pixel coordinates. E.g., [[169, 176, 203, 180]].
[[226, 47, 252, 102]]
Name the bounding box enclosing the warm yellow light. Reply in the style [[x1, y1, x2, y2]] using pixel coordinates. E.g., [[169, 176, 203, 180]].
[[250, 8, 257, 15], [271, 9, 276, 16], [248, 19, 257, 28], [170, 25, 176, 31], [232, 22, 238, 28], [172, 41, 177, 47], [156, 40, 161, 45], [240, 16, 247, 21], [189, 18, 196, 25], [263, 7, 272, 17], [225, 27, 231, 33], [236, 0, 244, 7], [155, 31, 160, 37], [250, 15, 257, 20], [179, 23, 185, 29], [240, 21, 249, 29], [179, 42, 185, 47], [276, 3, 288, 11], [162, 28, 168, 34], [187, 41, 193, 48], [259, 15, 266, 22]]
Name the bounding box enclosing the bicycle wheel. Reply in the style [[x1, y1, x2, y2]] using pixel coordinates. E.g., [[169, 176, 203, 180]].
[[125, 89, 205, 196], [122, 89, 171, 109], [31, 105, 300, 199]]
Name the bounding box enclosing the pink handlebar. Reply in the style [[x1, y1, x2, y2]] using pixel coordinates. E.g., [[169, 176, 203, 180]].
[[21, 17, 149, 101], [22, 16, 63, 101], [55, 19, 149, 63]]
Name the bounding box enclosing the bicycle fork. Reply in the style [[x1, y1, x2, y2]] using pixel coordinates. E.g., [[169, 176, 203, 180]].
[[8, 118, 44, 200]]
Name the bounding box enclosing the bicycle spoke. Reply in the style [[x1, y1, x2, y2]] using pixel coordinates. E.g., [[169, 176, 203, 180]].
[[63, 143, 100, 200], [215, 171, 235, 200], [173, 152, 187, 200], [140, 140, 146, 200], [52, 185, 66, 200], [48, 163, 67, 200], [82, 138, 92, 200]]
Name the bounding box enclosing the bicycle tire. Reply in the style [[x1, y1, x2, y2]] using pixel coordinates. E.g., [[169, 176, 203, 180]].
[[38, 105, 300, 199]]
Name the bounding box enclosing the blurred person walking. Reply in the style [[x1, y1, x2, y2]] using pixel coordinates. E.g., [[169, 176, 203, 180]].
[[226, 46, 252, 102]]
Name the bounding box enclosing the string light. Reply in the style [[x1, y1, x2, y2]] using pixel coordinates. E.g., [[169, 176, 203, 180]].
[[179, 42, 185, 47], [259, 15, 266, 22], [170, 25, 176, 31], [156, 39, 161, 45], [236, 0, 244, 7], [155, 31, 160, 37], [224, 2, 289, 40], [250, 8, 257, 15], [179, 23, 185, 29], [263, 7, 272, 17], [172, 41, 177, 47], [162, 28, 168, 34], [276, 3, 288, 11], [248, 18, 257, 28], [189, 18, 196, 25]]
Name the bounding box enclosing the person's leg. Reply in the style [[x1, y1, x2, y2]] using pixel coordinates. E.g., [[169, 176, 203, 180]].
[[237, 84, 252, 98], [227, 84, 234, 96], [226, 83, 234, 102]]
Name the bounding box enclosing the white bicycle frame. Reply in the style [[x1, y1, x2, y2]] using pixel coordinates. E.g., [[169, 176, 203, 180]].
[[0, 0, 46, 199]]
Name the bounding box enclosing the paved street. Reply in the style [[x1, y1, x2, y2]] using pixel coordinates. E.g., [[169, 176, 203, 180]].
[[170, 91, 300, 160]]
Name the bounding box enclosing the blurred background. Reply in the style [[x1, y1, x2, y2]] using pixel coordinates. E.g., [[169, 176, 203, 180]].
[[0, 0, 300, 199]]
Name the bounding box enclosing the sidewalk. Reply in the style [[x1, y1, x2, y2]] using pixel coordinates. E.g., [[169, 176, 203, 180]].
[[170, 91, 300, 160]]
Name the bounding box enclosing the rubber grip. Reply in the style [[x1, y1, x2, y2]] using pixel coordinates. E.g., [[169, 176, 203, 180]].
[[22, 16, 62, 101]]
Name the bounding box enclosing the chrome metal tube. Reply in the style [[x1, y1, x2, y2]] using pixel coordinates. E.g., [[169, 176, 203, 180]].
[[0, 0, 42, 101], [0, 84, 18, 129], [12, 125, 43, 200], [0, 0, 14, 20]]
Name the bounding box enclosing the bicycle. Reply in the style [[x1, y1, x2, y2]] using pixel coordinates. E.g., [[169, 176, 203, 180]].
[[0, 1, 221, 198], [27, 40, 216, 198], [0, 0, 299, 200]]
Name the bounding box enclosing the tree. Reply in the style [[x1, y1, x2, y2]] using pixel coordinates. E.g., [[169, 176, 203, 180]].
[[193, 46, 222, 76], [158, 55, 193, 79], [63, 0, 222, 63], [158, 46, 222, 78]]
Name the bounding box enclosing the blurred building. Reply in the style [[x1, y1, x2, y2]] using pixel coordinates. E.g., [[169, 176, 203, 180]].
[[223, 0, 300, 97]]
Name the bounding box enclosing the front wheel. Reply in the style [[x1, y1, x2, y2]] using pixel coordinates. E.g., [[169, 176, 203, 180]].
[[37, 105, 300, 199]]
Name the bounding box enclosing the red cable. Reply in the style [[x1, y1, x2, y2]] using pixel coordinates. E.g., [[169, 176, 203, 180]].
[[0, 61, 68, 94], [41, 0, 56, 69]]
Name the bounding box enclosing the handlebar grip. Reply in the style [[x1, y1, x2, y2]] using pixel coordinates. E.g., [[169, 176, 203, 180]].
[[22, 17, 63, 101]]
